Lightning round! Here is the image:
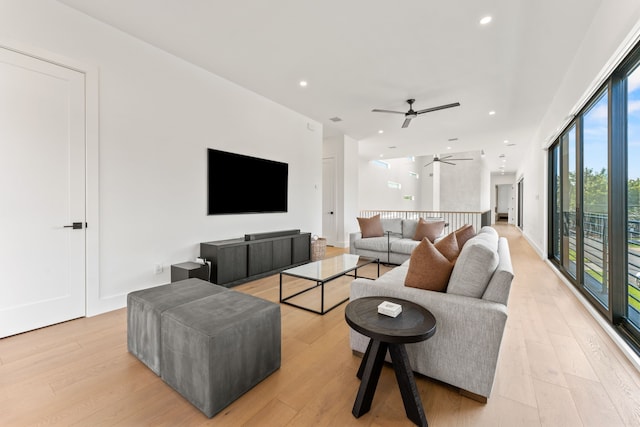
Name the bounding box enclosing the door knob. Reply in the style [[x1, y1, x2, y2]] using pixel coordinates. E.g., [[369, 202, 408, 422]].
[[63, 222, 84, 229]]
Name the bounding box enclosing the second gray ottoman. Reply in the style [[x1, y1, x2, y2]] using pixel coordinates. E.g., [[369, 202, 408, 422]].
[[127, 278, 228, 375], [160, 290, 281, 418]]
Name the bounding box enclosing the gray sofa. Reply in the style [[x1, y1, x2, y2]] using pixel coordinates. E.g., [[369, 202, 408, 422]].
[[349, 217, 445, 264], [349, 226, 513, 401]]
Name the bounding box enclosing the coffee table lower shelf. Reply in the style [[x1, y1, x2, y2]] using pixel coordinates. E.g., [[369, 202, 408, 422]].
[[279, 255, 379, 315]]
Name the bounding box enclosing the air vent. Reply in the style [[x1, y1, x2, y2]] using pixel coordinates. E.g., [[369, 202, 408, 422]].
[[329, 117, 343, 122]]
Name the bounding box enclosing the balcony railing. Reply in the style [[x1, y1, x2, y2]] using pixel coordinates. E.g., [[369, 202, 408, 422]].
[[557, 211, 640, 326], [358, 210, 491, 233]]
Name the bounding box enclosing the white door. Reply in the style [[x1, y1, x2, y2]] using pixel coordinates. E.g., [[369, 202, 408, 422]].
[[0, 47, 86, 338], [322, 157, 337, 245]]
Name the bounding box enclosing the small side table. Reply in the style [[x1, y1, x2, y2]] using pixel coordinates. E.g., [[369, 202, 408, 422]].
[[170, 261, 209, 282], [345, 297, 436, 427]]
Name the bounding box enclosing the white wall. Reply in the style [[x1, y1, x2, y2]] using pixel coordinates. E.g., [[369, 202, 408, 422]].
[[358, 155, 422, 211], [358, 150, 489, 213], [518, 144, 546, 256], [0, 0, 322, 315], [417, 155, 433, 210], [438, 151, 488, 211]]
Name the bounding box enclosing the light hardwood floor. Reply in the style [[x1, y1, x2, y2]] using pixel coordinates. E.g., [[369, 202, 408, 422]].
[[2, 224, 640, 426]]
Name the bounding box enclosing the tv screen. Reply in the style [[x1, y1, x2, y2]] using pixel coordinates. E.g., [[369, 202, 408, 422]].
[[207, 148, 288, 215]]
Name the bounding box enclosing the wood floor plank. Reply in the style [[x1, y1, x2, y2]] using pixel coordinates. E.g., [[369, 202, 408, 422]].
[[532, 378, 583, 427], [548, 332, 599, 381], [564, 373, 625, 427]]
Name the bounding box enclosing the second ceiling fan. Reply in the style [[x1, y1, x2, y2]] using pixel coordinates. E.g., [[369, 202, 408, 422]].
[[424, 154, 474, 167], [372, 98, 460, 128]]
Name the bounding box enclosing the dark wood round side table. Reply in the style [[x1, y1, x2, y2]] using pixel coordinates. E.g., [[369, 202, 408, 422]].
[[345, 296, 436, 427]]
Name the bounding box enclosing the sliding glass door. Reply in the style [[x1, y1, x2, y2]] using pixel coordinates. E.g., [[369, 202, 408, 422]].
[[582, 90, 610, 309], [561, 127, 577, 279], [549, 42, 640, 350], [627, 65, 640, 330]]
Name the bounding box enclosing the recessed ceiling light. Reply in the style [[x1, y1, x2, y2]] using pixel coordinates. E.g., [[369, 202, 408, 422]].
[[447, 146, 452, 150], [480, 16, 492, 25], [378, 130, 384, 134], [489, 110, 496, 116], [299, 80, 308, 87], [503, 140, 509, 144], [379, 154, 384, 158]]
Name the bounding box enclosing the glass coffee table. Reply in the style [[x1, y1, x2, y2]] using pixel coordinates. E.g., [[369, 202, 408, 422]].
[[279, 254, 379, 315]]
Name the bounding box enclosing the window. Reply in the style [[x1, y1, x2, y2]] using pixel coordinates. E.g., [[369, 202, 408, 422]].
[[548, 42, 640, 351], [582, 91, 609, 308], [627, 64, 640, 330]]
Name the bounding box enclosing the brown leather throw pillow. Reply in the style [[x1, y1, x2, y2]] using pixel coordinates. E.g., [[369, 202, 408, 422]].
[[356, 214, 384, 238], [404, 233, 460, 292], [454, 224, 476, 249], [412, 219, 446, 242]]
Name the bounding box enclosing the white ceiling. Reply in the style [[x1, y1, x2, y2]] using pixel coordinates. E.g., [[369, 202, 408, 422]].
[[58, 0, 604, 173]]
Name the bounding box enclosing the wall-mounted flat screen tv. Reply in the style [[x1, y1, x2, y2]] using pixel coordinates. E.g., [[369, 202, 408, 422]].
[[207, 148, 288, 215]]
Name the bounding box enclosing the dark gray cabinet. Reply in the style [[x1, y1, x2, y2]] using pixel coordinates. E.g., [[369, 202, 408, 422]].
[[201, 231, 310, 287]]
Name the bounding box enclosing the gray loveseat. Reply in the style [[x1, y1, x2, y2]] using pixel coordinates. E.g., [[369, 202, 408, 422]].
[[349, 226, 513, 401], [349, 217, 445, 264]]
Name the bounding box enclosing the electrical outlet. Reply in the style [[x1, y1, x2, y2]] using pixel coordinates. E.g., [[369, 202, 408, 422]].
[[154, 263, 163, 274]]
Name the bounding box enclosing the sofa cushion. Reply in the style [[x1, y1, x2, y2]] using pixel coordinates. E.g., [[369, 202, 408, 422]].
[[357, 214, 384, 238], [473, 227, 499, 251], [404, 238, 454, 292], [482, 238, 514, 305], [381, 217, 403, 235], [413, 219, 446, 242], [389, 238, 420, 255], [354, 235, 396, 252], [454, 224, 476, 249], [402, 219, 419, 238], [446, 236, 499, 298]]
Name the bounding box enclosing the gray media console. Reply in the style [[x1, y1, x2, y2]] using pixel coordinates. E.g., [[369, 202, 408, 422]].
[[200, 230, 311, 287]]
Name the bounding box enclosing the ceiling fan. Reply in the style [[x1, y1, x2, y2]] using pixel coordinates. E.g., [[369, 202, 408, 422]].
[[424, 154, 473, 167], [372, 98, 460, 128]]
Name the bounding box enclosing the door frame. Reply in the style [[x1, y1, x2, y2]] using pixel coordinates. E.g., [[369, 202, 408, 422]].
[[322, 157, 338, 246], [1, 39, 100, 316], [517, 178, 524, 229]]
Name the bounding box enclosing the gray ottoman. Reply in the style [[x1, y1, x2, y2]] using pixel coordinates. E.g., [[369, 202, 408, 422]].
[[160, 290, 281, 418], [127, 278, 228, 375]]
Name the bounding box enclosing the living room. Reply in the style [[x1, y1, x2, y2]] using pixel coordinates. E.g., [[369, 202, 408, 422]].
[[3, 0, 640, 425]]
